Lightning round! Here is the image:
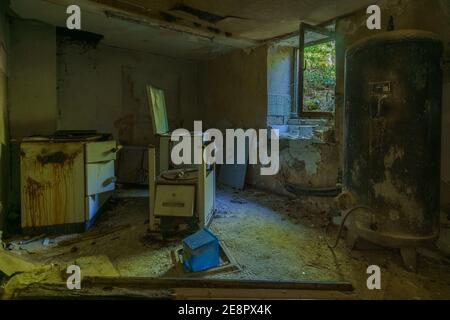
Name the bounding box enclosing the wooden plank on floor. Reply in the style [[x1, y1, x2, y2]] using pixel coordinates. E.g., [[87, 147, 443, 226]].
[[12, 283, 355, 300], [174, 288, 356, 300], [57, 224, 131, 247], [83, 276, 354, 292], [11, 283, 174, 300]]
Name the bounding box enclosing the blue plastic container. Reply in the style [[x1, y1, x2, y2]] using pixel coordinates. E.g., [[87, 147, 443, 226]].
[[182, 228, 220, 272]]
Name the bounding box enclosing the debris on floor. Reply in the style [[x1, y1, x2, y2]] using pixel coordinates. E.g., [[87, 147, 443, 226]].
[[169, 239, 240, 278], [75, 255, 120, 278], [2, 263, 66, 300], [182, 228, 220, 273], [0, 249, 40, 277], [57, 224, 131, 247], [1, 188, 450, 299]]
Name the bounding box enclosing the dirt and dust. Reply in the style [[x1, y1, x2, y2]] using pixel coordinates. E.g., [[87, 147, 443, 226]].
[[2, 187, 450, 299]]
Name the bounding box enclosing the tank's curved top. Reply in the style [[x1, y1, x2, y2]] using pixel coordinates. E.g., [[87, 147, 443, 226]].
[[346, 30, 442, 55]]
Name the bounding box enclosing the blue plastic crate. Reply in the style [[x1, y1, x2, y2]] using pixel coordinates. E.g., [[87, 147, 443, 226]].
[[182, 228, 220, 272]]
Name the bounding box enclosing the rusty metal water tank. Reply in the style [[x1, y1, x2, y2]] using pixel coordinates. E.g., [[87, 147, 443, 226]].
[[343, 30, 443, 269]]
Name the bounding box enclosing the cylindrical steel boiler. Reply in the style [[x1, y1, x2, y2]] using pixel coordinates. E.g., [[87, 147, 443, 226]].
[[343, 30, 443, 268]]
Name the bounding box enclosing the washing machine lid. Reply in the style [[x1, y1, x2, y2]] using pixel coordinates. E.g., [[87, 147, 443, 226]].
[[147, 85, 169, 135]]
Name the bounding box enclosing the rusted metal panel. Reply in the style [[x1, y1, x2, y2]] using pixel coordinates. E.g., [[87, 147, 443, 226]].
[[344, 30, 443, 246], [20, 142, 85, 228], [86, 161, 115, 196], [85, 140, 117, 163]]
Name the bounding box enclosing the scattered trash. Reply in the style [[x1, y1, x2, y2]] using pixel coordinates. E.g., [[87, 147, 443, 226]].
[[172, 240, 241, 278], [74, 255, 120, 278], [0, 250, 40, 277], [57, 224, 131, 247], [19, 234, 46, 245], [182, 228, 220, 272], [5, 242, 19, 251]]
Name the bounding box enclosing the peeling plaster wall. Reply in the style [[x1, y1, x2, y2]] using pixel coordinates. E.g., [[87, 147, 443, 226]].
[[258, 45, 339, 196], [56, 39, 200, 147], [0, 1, 9, 229], [200, 45, 339, 196], [248, 139, 339, 196], [336, 0, 450, 209], [56, 37, 201, 185], [6, 19, 60, 226], [9, 18, 57, 139], [199, 46, 268, 131], [267, 46, 294, 126], [202, 0, 449, 200], [7, 18, 200, 187], [258, 46, 339, 196]]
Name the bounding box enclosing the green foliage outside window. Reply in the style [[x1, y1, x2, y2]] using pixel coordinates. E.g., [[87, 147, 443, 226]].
[[303, 41, 336, 112]]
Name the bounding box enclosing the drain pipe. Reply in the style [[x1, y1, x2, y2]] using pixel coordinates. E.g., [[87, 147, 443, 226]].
[[325, 205, 374, 249], [285, 183, 342, 197]]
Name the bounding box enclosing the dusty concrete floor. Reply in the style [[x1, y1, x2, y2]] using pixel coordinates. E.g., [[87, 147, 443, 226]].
[[3, 187, 450, 299]]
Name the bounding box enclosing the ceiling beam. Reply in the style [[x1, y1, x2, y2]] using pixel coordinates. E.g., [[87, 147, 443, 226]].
[[89, 0, 257, 48]]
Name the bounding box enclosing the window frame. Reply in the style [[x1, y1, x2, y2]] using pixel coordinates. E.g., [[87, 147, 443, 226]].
[[293, 22, 336, 119]]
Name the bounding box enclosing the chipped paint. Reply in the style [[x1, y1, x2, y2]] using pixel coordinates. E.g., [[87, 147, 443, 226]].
[[285, 139, 322, 176], [20, 142, 86, 229], [344, 29, 442, 243], [248, 137, 339, 196], [373, 169, 424, 227]]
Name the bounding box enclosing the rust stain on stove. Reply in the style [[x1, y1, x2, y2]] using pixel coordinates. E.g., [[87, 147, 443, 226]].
[[21, 143, 85, 228]]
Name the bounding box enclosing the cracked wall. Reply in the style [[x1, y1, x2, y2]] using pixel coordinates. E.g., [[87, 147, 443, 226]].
[[247, 138, 339, 197], [57, 36, 200, 147], [7, 19, 201, 186], [199, 42, 340, 197]]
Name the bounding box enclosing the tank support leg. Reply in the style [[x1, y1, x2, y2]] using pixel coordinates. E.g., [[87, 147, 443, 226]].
[[400, 247, 417, 272], [346, 231, 359, 249]]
